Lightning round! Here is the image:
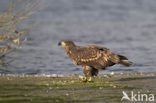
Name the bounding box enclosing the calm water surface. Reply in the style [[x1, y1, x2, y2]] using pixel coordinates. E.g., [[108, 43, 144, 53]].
[[0, 0, 156, 74]]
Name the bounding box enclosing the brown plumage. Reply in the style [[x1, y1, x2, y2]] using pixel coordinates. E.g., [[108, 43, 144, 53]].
[[58, 40, 132, 82]]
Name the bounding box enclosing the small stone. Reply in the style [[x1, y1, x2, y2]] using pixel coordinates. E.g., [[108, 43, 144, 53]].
[[110, 72, 114, 75], [71, 80, 75, 83], [113, 86, 117, 88], [46, 75, 51, 77], [99, 87, 103, 90], [66, 93, 69, 96], [120, 72, 123, 74], [79, 75, 83, 79], [49, 87, 53, 90], [51, 74, 57, 77]]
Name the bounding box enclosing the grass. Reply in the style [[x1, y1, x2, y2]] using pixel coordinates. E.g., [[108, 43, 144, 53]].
[[0, 74, 155, 103], [37, 81, 119, 86]]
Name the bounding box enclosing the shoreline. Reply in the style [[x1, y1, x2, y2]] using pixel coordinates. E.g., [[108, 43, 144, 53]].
[[0, 72, 155, 76], [0, 73, 156, 103]]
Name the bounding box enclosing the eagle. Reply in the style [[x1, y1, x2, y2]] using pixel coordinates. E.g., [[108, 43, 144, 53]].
[[58, 40, 132, 82]]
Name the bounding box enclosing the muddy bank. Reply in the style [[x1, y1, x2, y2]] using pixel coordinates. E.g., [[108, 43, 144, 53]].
[[0, 73, 156, 103]]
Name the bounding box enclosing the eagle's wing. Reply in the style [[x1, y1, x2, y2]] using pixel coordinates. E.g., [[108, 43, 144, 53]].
[[70, 45, 120, 67], [70, 45, 102, 63]]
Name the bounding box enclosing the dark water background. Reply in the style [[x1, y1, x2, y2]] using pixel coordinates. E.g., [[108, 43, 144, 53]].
[[0, 0, 156, 75]]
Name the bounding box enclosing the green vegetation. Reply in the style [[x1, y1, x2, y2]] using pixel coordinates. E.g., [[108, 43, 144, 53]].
[[37, 81, 119, 86], [0, 74, 155, 103]]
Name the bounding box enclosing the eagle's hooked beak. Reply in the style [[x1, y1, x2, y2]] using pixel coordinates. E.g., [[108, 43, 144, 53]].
[[58, 41, 66, 46]]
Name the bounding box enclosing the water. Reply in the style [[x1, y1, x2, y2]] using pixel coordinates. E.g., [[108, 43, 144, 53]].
[[0, 0, 156, 74]]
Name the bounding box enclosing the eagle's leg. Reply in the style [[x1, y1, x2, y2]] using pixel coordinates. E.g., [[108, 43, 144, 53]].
[[88, 67, 99, 82], [82, 66, 93, 82]]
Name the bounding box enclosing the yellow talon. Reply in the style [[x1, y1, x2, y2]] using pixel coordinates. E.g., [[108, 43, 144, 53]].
[[87, 77, 92, 82], [80, 77, 87, 82]]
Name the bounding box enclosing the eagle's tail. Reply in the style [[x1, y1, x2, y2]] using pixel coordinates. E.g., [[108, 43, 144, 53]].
[[118, 55, 132, 66]]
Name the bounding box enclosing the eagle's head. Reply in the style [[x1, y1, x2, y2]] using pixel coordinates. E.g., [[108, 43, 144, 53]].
[[58, 40, 75, 47]]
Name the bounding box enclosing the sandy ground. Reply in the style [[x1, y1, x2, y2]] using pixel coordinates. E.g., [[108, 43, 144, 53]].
[[0, 73, 156, 103]]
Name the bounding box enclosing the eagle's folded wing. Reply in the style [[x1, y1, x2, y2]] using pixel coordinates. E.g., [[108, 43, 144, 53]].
[[71, 46, 120, 67], [70, 46, 109, 65]]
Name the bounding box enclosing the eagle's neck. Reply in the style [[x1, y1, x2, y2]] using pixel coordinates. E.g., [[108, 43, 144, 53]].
[[64, 45, 77, 55]]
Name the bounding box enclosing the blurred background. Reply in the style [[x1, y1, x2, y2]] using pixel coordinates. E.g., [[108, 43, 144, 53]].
[[0, 0, 156, 74]]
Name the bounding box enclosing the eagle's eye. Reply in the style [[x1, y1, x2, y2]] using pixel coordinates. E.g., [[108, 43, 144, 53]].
[[58, 42, 62, 46]]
